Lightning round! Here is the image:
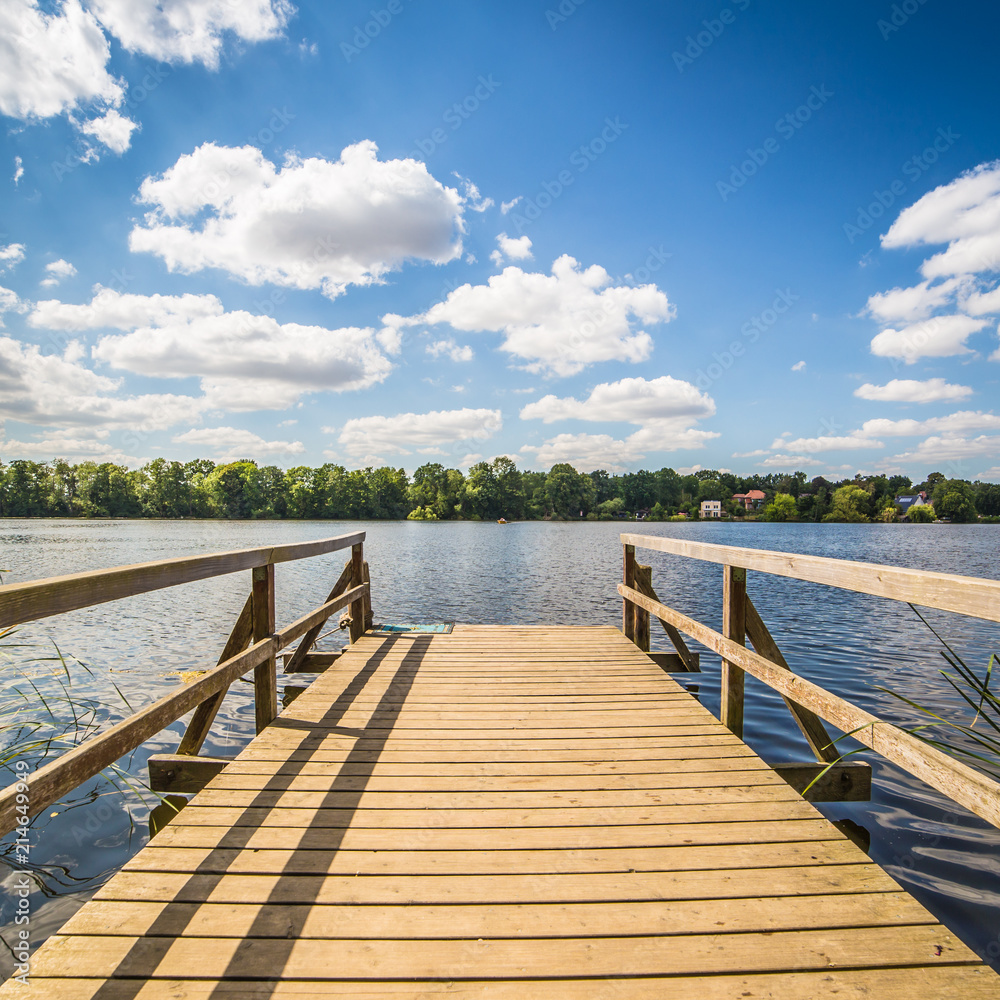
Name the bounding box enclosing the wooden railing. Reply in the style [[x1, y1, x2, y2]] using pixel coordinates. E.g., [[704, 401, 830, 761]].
[[0, 532, 370, 835], [620, 533, 1000, 830]]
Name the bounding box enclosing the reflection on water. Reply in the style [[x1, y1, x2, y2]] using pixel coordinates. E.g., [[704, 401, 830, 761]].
[[0, 518, 998, 970]]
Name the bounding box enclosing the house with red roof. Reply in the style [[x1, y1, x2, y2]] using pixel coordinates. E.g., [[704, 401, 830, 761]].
[[732, 489, 767, 511]]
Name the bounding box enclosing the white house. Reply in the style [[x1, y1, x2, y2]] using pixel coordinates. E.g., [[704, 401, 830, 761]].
[[700, 499, 722, 518]]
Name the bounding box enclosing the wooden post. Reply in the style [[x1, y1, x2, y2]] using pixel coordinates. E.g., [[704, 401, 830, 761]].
[[348, 543, 365, 643], [362, 561, 373, 631], [721, 564, 746, 738], [634, 564, 652, 653], [622, 543, 636, 643], [252, 563, 278, 733]]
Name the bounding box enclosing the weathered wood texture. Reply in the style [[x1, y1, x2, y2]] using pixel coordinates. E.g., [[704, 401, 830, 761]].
[[0, 531, 365, 629], [252, 564, 278, 734], [619, 582, 1000, 831], [721, 564, 746, 737], [620, 532, 1000, 622], [11, 625, 992, 998], [147, 755, 231, 795]]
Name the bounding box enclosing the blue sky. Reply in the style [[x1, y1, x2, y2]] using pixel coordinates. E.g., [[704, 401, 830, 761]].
[[2, 0, 999, 480]]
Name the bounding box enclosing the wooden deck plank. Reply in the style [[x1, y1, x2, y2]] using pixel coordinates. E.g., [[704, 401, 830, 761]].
[[5, 624, 993, 997], [30, 925, 982, 979], [93, 865, 911, 904], [59, 891, 938, 939], [15, 969, 1000, 1000]]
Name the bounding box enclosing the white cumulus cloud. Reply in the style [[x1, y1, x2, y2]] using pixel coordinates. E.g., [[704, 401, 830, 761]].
[[770, 433, 885, 454], [129, 140, 467, 299], [520, 375, 713, 424], [173, 426, 304, 461], [0, 335, 204, 429], [866, 162, 1000, 365], [32, 287, 395, 411], [882, 161, 1000, 279], [39, 258, 78, 288], [335, 407, 501, 459], [426, 338, 474, 362], [78, 107, 138, 154], [887, 434, 1000, 466], [390, 255, 674, 377], [519, 376, 717, 471], [490, 232, 532, 266], [0, 0, 123, 120], [0, 286, 25, 326], [870, 315, 988, 363], [31, 286, 223, 329], [88, 0, 293, 68], [859, 411, 1000, 437], [853, 378, 973, 404], [0, 244, 26, 271]]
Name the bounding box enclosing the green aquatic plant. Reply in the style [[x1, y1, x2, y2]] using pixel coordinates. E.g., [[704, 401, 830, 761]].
[[0, 626, 156, 818], [875, 604, 1000, 781]]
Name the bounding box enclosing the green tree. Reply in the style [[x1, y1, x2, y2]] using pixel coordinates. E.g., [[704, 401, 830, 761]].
[[697, 478, 726, 502], [931, 480, 978, 522], [545, 463, 595, 518], [907, 504, 935, 523], [822, 484, 871, 523], [761, 493, 797, 522], [204, 461, 260, 518], [77, 462, 139, 517], [1, 461, 48, 516]]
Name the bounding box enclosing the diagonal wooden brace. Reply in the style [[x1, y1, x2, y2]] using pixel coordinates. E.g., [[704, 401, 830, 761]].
[[283, 558, 354, 673], [744, 595, 839, 763], [177, 592, 253, 755], [633, 567, 699, 672]]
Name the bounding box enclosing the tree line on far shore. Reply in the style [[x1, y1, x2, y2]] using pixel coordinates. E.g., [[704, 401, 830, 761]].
[[0, 457, 998, 523]]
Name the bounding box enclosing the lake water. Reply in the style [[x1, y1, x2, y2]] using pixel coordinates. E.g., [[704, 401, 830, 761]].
[[0, 518, 999, 974]]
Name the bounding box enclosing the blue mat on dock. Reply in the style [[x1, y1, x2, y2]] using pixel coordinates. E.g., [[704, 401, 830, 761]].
[[370, 622, 455, 634]]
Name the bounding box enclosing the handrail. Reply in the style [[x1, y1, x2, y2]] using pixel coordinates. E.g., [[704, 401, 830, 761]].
[[620, 533, 1000, 623], [0, 532, 370, 838], [0, 531, 366, 629], [620, 533, 1000, 830], [0, 582, 368, 834], [620, 581, 1000, 830]]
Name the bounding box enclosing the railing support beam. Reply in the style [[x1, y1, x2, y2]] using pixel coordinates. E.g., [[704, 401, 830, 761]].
[[622, 543, 636, 643], [252, 563, 278, 733], [349, 543, 365, 644], [721, 564, 747, 737]]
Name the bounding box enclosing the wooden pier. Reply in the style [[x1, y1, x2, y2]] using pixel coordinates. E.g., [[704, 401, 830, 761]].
[[0, 532, 998, 996]]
